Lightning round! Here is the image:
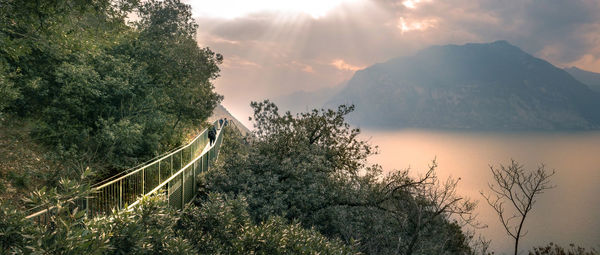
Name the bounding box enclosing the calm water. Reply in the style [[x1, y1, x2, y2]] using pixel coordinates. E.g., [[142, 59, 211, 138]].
[[362, 129, 600, 254]]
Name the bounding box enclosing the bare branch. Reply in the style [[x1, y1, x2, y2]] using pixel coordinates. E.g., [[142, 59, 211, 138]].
[[480, 160, 555, 255]]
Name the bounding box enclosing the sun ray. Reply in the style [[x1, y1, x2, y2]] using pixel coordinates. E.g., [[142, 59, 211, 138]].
[[185, 0, 362, 19]]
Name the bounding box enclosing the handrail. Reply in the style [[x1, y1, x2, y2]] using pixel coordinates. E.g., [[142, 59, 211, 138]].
[[93, 123, 212, 189], [26, 119, 226, 223], [91, 142, 189, 188], [127, 126, 223, 209]]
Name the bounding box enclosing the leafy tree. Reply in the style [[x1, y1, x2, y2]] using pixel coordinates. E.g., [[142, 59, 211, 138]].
[[134, 0, 223, 132], [176, 192, 357, 254], [0, 0, 222, 178], [203, 100, 475, 254]]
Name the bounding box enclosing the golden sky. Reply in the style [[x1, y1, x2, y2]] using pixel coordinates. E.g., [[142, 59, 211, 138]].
[[183, 0, 600, 123]]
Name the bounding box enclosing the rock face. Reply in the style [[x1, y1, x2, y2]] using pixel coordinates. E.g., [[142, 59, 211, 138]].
[[329, 41, 600, 130]]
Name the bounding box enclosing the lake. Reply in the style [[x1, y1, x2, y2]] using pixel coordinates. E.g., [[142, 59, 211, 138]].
[[362, 129, 600, 254]]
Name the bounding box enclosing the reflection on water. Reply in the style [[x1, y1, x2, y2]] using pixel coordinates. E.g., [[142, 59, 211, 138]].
[[362, 129, 600, 253]]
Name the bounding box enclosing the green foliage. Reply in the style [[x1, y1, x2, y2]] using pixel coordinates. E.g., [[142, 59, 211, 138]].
[[88, 195, 194, 255], [0, 0, 222, 178], [0, 60, 19, 113], [1, 174, 193, 254], [529, 243, 598, 255], [0, 204, 35, 253], [203, 100, 475, 254], [176, 193, 357, 254]]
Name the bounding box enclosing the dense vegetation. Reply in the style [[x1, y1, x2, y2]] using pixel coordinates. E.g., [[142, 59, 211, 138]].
[[0, 0, 222, 180], [1, 1, 597, 254], [200, 100, 478, 254], [1, 100, 473, 254], [3, 101, 597, 254]]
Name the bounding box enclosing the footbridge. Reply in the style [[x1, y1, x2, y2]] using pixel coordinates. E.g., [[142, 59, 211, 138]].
[[26, 120, 227, 223]]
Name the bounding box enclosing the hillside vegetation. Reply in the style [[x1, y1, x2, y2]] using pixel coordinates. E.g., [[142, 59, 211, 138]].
[[0, 0, 222, 184], [2, 1, 597, 254]]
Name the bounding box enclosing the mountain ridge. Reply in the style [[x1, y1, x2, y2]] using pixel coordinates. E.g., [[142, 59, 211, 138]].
[[327, 41, 600, 130], [564, 66, 600, 93]]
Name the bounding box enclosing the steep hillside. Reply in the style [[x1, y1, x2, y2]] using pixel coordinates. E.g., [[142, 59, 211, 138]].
[[208, 104, 251, 135], [0, 117, 62, 208], [329, 41, 600, 130], [272, 82, 346, 114], [565, 66, 600, 93]]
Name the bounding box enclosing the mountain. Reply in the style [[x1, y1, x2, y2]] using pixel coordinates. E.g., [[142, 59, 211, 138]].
[[209, 104, 251, 135], [564, 66, 600, 93], [272, 82, 346, 114], [328, 41, 600, 130]]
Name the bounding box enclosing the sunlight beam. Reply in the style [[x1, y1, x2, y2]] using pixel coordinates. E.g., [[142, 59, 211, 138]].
[[186, 0, 361, 19]]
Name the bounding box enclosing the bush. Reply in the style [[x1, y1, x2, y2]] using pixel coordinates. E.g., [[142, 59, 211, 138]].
[[176, 193, 358, 254], [529, 243, 598, 255]]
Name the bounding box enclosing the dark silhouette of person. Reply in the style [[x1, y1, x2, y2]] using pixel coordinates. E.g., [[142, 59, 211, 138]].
[[219, 119, 223, 129], [224, 118, 228, 126], [208, 125, 216, 146]]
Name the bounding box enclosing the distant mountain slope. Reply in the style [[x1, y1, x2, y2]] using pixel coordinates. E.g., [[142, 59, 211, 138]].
[[272, 82, 346, 114], [209, 104, 251, 135], [329, 41, 600, 130], [564, 66, 600, 93]]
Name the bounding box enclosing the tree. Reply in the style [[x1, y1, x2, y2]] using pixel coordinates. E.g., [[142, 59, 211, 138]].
[[481, 160, 555, 255], [135, 0, 223, 132], [175, 193, 358, 254], [0, 0, 222, 178], [203, 100, 477, 254]]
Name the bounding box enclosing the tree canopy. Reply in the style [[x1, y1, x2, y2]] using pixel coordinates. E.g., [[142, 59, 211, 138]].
[[0, 0, 222, 178], [202, 100, 476, 254]]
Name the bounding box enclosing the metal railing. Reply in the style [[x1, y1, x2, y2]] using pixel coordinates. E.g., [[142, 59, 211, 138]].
[[26, 120, 226, 223]]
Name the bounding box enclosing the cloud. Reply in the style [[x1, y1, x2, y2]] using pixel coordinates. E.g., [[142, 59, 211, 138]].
[[221, 55, 262, 69], [397, 17, 438, 33], [401, 0, 432, 9], [331, 59, 365, 71], [190, 0, 600, 121]]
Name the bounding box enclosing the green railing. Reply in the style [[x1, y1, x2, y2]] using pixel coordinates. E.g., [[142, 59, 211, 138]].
[[26, 120, 226, 223]]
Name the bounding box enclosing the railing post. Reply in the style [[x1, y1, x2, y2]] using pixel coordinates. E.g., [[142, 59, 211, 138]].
[[86, 196, 89, 218], [142, 168, 145, 195], [181, 172, 185, 209], [119, 180, 123, 209], [193, 162, 196, 198]]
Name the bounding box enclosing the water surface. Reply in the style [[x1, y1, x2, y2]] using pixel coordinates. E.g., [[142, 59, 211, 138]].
[[362, 129, 600, 253]]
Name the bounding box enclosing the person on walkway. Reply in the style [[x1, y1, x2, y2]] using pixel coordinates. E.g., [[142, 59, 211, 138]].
[[208, 125, 216, 146], [219, 119, 223, 129], [224, 118, 228, 127]]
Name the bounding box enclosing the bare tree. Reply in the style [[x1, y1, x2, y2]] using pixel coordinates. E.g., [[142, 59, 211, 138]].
[[378, 160, 479, 255], [481, 160, 555, 255]]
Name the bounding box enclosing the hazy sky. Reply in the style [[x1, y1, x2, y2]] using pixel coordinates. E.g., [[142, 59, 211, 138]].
[[183, 0, 600, 124]]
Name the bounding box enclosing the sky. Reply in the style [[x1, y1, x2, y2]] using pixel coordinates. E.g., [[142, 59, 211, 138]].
[[183, 0, 600, 125]]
